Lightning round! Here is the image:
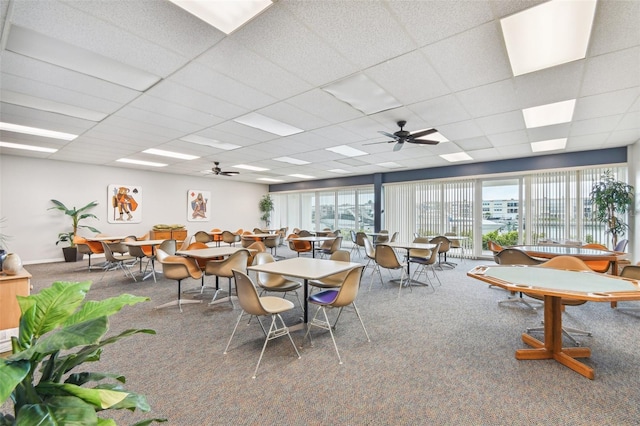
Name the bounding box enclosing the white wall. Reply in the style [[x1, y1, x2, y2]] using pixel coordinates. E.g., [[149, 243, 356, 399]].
[[0, 155, 268, 264]]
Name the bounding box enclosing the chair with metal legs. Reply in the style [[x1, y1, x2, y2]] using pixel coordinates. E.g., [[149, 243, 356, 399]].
[[493, 249, 544, 311], [224, 269, 300, 379], [254, 252, 302, 308], [614, 265, 640, 312], [371, 244, 407, 295], [409, 242, 442, 292], [205, 249, 249, 305], [154, 248, 202, 312], [100, 242, 137, 282], [303, 266, 370, 364]]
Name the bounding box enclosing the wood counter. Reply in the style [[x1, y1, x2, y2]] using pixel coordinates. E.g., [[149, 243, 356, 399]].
[[0, 268, 31, 353]]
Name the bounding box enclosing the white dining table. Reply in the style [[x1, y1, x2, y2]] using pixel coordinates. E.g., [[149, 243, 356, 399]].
[[248, 257, 362, 329]]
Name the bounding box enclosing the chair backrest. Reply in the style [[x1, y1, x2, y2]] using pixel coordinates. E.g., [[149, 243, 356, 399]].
[[298, 230, 312, 237], [254, 252, 286, 288], [375, 230, 389, 244], [253, 228, 263, 233], [581, 243, 611, 273], [329, 266, 365, 308], [350, 230, 357, 244], [246, 241, 267, 266], [425, 242, 441, 266], [127, 243, 147, 259], [389, 231, 399, 242], [330, 249, 350, 262], [495, 249, 542, 265], [355, 232, 367, 247], [194, 231, 212, 243], [205, 249, 249, 278], [363, 236, 376, 259], [487, 240, 504, 254], [186, 241, 209, 268], [159, 239, 176, 255], [445, 232, 462, 248], [375, 244, 402, 269], [409, 237, 431, 258], [222, 230, 238, 244], [101, 242, 118, 262], [156, 248, 202, 280], [538, 255, 593, 271], [429, 236, 450, 252], [614, 239, 628, 252], [620, 265, 640, 280], [232, 270, 269, 316], [264, 235, 280, 249]]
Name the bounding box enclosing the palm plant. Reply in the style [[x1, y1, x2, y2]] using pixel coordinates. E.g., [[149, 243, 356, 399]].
[[49, 200, 100, 247], [589, 170, 635, 247], [258, 194, 274, 226]]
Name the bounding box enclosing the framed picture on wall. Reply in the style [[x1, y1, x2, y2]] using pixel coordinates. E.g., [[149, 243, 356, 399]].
[[108, 184, 142, 223], [188, 190, 210, 222]]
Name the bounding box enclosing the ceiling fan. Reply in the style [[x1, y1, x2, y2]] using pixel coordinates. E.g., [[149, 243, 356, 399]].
[[210, 162, 239, 176], [367, 120, 440, 151]]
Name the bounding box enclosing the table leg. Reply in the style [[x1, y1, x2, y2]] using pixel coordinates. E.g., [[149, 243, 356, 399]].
[[516, 295, 593, 379]]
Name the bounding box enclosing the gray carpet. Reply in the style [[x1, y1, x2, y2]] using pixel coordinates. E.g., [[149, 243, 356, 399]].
[[4, 247, 640, 425]]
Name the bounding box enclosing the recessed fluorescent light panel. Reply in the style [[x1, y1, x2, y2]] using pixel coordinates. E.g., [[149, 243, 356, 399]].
[[289, 174, 315, 179], [377, 162, 403, 169], [328, 169, 352, 174], [440, 152, 473, 162], [523, 99, 576, 128], [273, 156, 310, 165], [0, 122, 78, 141], [117, 158, 167, 167], [531, 138, 567, 152], [233, 164, 269, 172], [501, 0, 597, 76], [257, 177, 284, 182], [322, 73, 402, 115], [180, 135, 241, 151], [233, 112, 303, 136], [168, 0, 273, 35], [0, 141, 58, 153], [5, 25, 160, 91], [326, 145, 368, 158], [143, 148, 199, 160]]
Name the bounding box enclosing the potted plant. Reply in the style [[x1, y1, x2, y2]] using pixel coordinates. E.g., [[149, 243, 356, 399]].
[[258, 194, 274, 227], [0, 280, 165, 425], [49, 200, 101, 262], [589, 170, 635, 248]]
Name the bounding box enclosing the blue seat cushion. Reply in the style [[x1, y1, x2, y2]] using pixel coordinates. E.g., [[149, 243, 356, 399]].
[[309, 289, 339, 305]]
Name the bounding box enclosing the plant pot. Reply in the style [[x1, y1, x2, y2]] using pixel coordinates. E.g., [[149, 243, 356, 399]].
[[2, 252, 22, 275], [62, 246, 84, 262]]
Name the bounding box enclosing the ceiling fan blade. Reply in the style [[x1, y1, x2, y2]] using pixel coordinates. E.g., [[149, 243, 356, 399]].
[[378, 130, 399, 140], [410, 139, 440, 145], [220, 171, 239, 176], [363, 140, 395, 146], [409, 128, 438, 138], [393, 141, 404, 152]]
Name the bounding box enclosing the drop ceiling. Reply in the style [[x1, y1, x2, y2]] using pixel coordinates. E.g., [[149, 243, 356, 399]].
[[0, 0, 638, 184]]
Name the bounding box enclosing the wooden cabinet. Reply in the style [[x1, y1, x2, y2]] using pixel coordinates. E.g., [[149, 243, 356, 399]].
[[0, 268, 31, 353], [150, 229, 187, 241]]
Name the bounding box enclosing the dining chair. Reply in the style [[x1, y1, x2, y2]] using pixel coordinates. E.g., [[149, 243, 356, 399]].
[[246, 241, 267, 267], [362, 235, 376, 272], [205, 249, 249, 305], [263, 235, 281, 258], [613, 265, 640, 312], [154, 248, 202, 312], [409, 241, 441, 291], [375, 230, 389, 244], [126, 237, 156, 282], [389, 231, 399, 243], [525, 256, 593, 345], [614, 239, 628, 252], [194, 231, 213, 243], [303, 266, 370, 364], [309, 250, 351, 293], [73, 236, 103, 271], [371, 244, 407, 295], [287, 234, 312, 257], [581, 243, 611, 273], [210, 228, 223, 245], [444, 232, 465, 262], [183, 241, 214, 294], [100, 241, 137, 282], [253, 252, 302, 308], [429, 236, 454, 269], [224, 269, 300, 379], [320, 236, 342, 258], [222, 230, 240, 246], [493, 249, 543, 310], [158, 239, 177, 255], [298, 230, 313, 237]]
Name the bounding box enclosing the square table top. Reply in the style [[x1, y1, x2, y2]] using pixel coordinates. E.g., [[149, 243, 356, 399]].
[[248, 257, 361, 280]]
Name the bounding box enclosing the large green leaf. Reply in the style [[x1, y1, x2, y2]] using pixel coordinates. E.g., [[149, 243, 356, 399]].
[[0, 360, 29, 404], [16, 396, 97, 426], [17, 281, 91, 338], [94, 384, 151, 412], [64, 294, 149, 327], [10, 317, 108, 362], [65, 372, 126, 387], [36, 382, 128, 409]]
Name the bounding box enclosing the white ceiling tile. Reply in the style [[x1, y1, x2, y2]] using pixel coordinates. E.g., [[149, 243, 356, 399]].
[[513, 60, 584, 109], [408, 95, 472, 127], [455, 79, 519, 118], [488, 130, 529, 147], [476, 111, 525, 135], [570, 115, 623, 137], [589, 0, 640, 56], [574, 88, 639, 121], [581, 47, 640, 97], [257, 102, 330, 131]]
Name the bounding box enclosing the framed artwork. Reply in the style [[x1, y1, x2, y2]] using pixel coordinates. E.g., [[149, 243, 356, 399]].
[[188, 190, 210, 222], [108, 184, 142, 223]]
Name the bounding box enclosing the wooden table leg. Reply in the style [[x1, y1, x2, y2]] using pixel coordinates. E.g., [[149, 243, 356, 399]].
[[516, 295, 594, 379]]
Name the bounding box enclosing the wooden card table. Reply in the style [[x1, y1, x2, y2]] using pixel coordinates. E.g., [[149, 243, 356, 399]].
[[468, 265, 640, 379], [511, 245, 628, 275], [0, 268, 31, 353]]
